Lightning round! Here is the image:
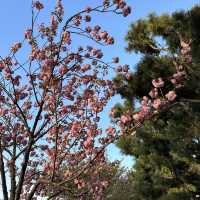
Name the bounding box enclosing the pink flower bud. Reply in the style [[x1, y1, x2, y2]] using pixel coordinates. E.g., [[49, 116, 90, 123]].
[[85, 6, 92, 13], [84, 15, 91, 22]]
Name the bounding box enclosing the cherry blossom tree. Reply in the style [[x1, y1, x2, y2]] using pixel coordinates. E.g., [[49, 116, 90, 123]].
[[0, 0, 131, 199]]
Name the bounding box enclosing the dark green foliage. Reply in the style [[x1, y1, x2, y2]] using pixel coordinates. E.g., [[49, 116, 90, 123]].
[[112, 6, 200, 200]]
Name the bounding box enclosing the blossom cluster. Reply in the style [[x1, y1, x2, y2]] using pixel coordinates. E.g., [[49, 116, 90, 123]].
[[110, 38, 191, 135]]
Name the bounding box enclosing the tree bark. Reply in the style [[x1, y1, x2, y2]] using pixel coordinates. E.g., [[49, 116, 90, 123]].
[[0, 141, 8, 200], [14, 139, 34, 200]]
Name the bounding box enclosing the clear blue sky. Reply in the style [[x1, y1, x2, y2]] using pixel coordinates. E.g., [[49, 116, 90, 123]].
[[0, 0, 199, 169]]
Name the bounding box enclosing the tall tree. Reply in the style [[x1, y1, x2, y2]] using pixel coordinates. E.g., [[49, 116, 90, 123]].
[[0, 0, 131, 199], [112, 6, 200, 200]]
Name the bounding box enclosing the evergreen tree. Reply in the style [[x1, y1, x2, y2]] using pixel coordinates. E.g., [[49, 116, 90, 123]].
[[112, 6, 200, 200]]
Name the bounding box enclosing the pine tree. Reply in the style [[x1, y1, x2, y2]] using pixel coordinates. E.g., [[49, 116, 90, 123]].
[[112, 6, 200, 200]]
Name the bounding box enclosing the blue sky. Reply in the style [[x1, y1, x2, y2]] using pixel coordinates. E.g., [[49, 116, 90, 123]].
[[0, 0, 199, 169]]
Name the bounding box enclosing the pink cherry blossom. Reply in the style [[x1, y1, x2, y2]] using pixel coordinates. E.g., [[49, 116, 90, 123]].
[[165, 91, 177, 101], [152, 99, 161, 109], [120, 114, 131, 124], [33, 1, 44, 10], [152, 78, 164, 88], [149, 88, 158, 98]]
